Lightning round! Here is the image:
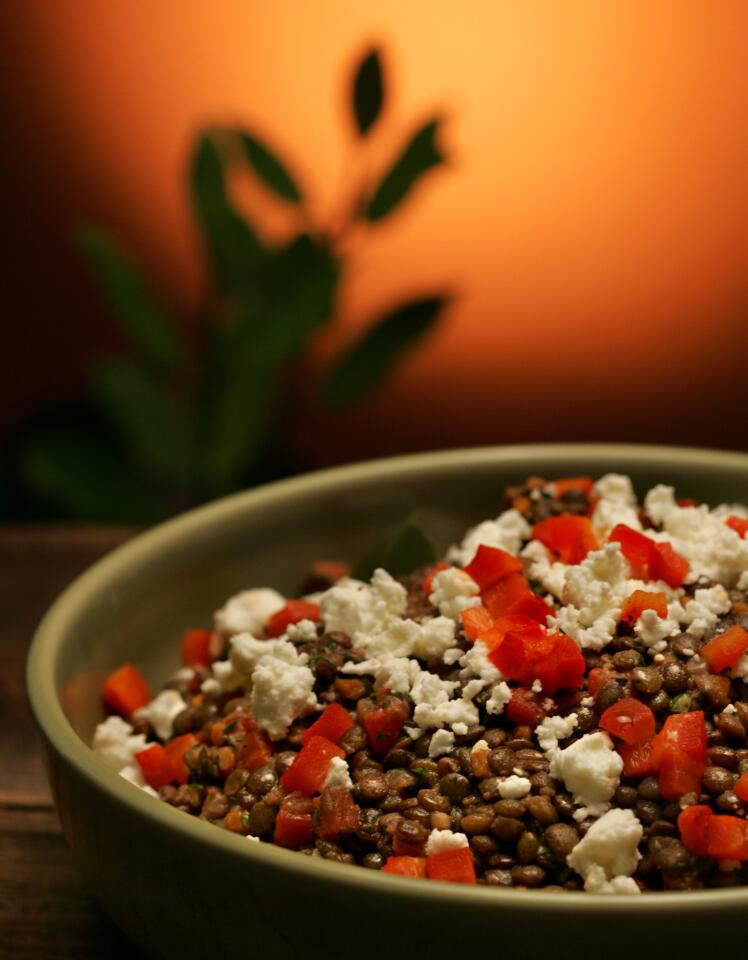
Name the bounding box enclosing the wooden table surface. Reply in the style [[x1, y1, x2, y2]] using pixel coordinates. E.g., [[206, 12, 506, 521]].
[[1, 526, 149, 960]]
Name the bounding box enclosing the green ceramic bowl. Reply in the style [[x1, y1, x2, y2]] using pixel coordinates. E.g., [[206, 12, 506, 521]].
[[28, 444, 748, 960]]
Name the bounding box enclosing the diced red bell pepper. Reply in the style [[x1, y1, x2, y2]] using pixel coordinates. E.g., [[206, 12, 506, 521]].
[[279, 735, 345, 796], [426, 846, 476, 884], [701, 625, 748, 673], [726, 516, 748, 538], [274, 795, 315, 848], [134, 743, 175, 790], [382, 856, 427, 877], [463, 545, 522, 592], [587, 667, 613, 697], [481, 613, 544, 653], [505, 688, 545, 727], [532, 515, 599, 565], [103, 663, 151, 719], [551, 476, 594, 498], [301, 703, 353, 746], [422, 561, 450, 597], [226, 713, 273, 771], [658, 747, 704, 800], [461, 604, 495, 641], [600, 697, 656, 746], [358, 696, 409, 756], [164, 733, 199, 785], [707, 814, 748, 860], [311, 560, 350, 583], [510, 592, 555, 624], [676, 498, 698, 508], [733, 773, 748, 803], [318, 786, 360, 840], [609, 524, 654, 579], [533, 633, 586, 694], [617, 737, 656, 778], [651, 711, 707, 766], [619, 591, 668, 626], [649, 541, 689, 589], [489, 621, 553, 683], [265, 600, 321, 638], [180, 628, 213, 668], [677, 804, 712, 856], [483, 573, 533, 619]]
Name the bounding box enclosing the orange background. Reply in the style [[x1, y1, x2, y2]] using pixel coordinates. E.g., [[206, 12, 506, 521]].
[[2, 1, 747, 462]]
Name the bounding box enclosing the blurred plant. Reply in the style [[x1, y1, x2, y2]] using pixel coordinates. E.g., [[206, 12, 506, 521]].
[[11, 46, 450, 523]]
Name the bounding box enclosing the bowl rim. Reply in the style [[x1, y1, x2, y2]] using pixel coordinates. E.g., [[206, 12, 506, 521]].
[[27, 442, 748, 913]]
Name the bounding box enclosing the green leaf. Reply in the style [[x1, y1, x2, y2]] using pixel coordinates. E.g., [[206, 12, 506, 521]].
[[352, 48, 384, 136], [236, 130, 303, 204], [190, 133, 264, 292], [365, 118, 445, 221], [354, 523, 437, 581], [92, 360, 194, 484], [15, 427, 163, 523], [78, 226, 182, 372], [321, 295, 447, 407]]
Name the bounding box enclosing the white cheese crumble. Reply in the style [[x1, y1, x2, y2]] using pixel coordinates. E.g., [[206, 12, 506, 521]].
[[250, 643, 318, 739], [499, 775, 532, 799], [429, 567, 480, 619], [447, 509, 531, 566], [323, 755, 353, 789], [549, 731, 623, 820], [485, 681, 512, 716], [668, 585, 731, 640], [319, 571, 407, 638], [536, 713, 578, 753], [133, 689, 185, 741], [521, 540, 568, 600], [425, 829, 469, 856], [567, 808, 643, 894], [93, 715, 147, 772], [214, 588, 285, 636], [429, 729, 456, 757]]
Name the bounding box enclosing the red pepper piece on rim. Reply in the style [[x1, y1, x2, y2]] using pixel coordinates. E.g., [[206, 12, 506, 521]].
[[103, 663, 151, 719]]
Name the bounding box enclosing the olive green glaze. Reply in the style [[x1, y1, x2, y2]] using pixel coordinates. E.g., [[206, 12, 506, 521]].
[[27, 445, 748, 960]]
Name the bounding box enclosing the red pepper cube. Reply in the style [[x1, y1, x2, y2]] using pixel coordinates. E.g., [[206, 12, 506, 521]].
[[657, 747, 705, 800], [481, 613, 542, 654], [265, 599, 321, 638], [734, 773, 748, 804], [619, 590, 668, 626], [600, 697, 656, 746], [701, 625, 748, 674], [274, 796, 315, 849], [505, 688, 545, 728], [279, 735, 345, 796], [180, 628, 213, 668], [463, 545, 522, 592], [422, 562, 450, 597], [134, 743, 175, 790], [382, 856, 427, 878], [103, 663, 151, 719], [587, 667, 613, 697], [677, 805, 712, 856], [651, 711, 707, 767], [649, 541, 689, 588], [533, 633, 586, 695], [489, 621, 552, 684], [482, 573, 532, 619], [164, 733, 199, 785], [318, 786, 360, 841], [426, 846, 476, 884], [358, 696, 409, 756], [226, 713, 273, 771], [509, 592, 555, 624], [301, 703, 353, 746], [608, 524, 655, 579], [311, 560, 350, 583], [617, 737, 656, 778], [460, 604, 494, 641], [706, 814, 748, 861], [551, 476, 594, 498], [532, 515, 599, 565], [726, 516, 748, 538]]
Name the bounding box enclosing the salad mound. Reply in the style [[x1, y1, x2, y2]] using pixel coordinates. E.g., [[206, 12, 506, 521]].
[[94, 474, 748, 892]]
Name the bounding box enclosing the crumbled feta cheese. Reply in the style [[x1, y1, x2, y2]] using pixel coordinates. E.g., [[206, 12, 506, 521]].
[[214, 588, 285, 636], [210, 658, 242, 692], [92, 716, 147, 772], [429, 729, 456, 758], [442, 647, 463, 666], [250, 650, 318, 739], [459, 640, 501, 688], [669, 585, 731, 640], [634, 608, 679, 653], [536, 713, 578, 753], [499, 775, 532, 799], [319, 571, 407, 638], [594, 474, 637, 505], [133, 689, 185, 741], [286, 618, 318, 642], [173, 667, 196, 684], [485, 681, 512, 716], [323, 756, 353, 789], [448, 510, 531, 566], [429, 567, 481, 619], [201, 677, 221, 696], [119, 764, 158, 797], [567, 808, 643, 892], [425, 829, 469, 856], [531, 679, 543, 694], [584, 867, 641, 895], [411, 667, 480, 733], [343, 655, 422, 693], [521, 540, 568, 600], [550, 732, 623, 819], [229, 634, 308, 678]]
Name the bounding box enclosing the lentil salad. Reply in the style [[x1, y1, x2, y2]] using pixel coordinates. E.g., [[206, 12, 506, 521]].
[[93, 473, 748, 892]]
